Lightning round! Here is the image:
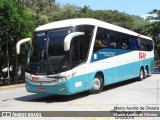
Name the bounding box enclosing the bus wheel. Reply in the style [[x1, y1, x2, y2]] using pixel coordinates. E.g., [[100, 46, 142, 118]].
[[145, 67, 149, 77], [89, 74, 104, 94], [138, 68, 145, 81]]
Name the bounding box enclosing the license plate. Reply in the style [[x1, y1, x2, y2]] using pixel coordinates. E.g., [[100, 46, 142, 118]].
[[38, 88, 46, 92]]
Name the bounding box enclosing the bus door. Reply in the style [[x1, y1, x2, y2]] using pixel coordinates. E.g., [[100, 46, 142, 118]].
[[70, 38, 88, 92]]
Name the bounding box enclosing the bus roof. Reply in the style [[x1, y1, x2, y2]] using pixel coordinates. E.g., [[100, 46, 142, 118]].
[[35, 18, 152, 40]]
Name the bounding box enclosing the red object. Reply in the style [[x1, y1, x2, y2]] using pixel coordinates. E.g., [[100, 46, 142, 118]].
[[32, 76, 39, 80], [38, 88, 46, 92], [139, 52, 146, 59]]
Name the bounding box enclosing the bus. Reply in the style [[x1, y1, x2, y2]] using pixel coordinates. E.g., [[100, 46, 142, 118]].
[[16, 18, 154, 95]]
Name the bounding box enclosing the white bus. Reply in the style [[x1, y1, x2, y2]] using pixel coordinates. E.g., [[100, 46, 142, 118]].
[[17, 18, 154, 95]]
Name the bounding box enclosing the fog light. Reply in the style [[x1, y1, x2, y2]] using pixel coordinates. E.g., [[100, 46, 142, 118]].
[[25, 85, 29, 90], [60, 87, 65, 92]]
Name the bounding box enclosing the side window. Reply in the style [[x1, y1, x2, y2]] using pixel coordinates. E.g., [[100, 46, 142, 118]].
[[71, 39, 80, 67], [71, 25, 94, 68], [130, 37, 138, 50], [71, 36, 90, 67], [121, 35, 130, 50], [137, 38, 145, 51], [94, 27, 109, 52], [137, 38, 153, 51], [109, 32, 121, 49], [93, 28, 153, 52], [130, 37, 153, 51], [144, 39, 153, 51]]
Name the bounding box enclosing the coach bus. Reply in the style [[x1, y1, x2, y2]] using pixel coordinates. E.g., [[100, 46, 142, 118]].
[[16, 18, 154, 95]]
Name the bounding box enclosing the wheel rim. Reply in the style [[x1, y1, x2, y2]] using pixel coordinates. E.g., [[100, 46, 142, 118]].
[[140, 69, 144, 79], [93, 77, 101, 91]]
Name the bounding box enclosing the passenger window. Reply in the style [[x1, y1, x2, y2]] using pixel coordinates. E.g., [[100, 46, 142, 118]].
[[137, 38, 146, 51], [109, 32, 121, 49], [130, 37, 138, 50], [93, 27, 153, 52], [144, 39, 153, 51], [131, 37, 153, 51], [94, 27, 109, 52], [121, 36, 130, 50]]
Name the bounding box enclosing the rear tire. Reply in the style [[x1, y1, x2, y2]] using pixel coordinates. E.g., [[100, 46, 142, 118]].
[[89, 74, 104, 94], [138, 68, 145, 81], [145, 67, 149, 77]]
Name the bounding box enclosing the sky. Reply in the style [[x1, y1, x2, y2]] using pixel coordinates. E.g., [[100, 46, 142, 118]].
[[56, 0, 160, 17]]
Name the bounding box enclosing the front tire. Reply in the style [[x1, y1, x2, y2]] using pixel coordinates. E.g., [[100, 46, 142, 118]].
[[89, 74, 104, 94]]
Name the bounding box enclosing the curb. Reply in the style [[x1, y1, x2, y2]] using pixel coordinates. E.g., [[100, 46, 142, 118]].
[[0, 84, 25, 89]]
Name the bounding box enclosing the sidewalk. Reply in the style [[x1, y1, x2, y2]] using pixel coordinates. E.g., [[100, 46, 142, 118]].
[[0, 84, 25, 89]]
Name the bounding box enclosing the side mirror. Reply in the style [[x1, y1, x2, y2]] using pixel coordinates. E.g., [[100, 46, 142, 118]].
[[64, 32, 85, 51], [16, 38, 31, 54]]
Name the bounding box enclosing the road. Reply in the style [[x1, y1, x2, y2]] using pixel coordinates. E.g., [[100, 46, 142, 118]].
[[0, 74, 160, 120]]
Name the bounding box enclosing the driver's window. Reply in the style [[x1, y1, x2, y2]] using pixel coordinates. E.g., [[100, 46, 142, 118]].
[[71, 38, 81, 67], [71, 36, 87, 68], [71, 25, 94, 68]]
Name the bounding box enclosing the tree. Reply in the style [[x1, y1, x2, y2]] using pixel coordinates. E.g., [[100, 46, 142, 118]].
[[130, 15, 149, 34], [18, 0, 55, 26], [0, 0, 35, 84], [144, 9, 160, 65]]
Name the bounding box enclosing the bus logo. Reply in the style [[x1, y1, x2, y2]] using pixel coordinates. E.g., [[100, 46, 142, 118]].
[[139, 52, 146, 59], [32, 76, 39, 81]]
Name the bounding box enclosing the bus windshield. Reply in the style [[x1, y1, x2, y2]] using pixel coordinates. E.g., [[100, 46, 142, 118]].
[[26, 28, 73, 74]]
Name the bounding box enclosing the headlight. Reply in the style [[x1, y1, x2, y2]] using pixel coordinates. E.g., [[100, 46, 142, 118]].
[[59, 72, 76, 82]]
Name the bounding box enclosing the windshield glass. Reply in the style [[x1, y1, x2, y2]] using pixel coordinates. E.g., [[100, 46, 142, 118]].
[[27, 28, 73, 74], [29, 32, 47, 64]]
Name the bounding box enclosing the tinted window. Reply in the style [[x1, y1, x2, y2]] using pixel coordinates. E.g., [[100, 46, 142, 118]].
[[109, 32, 121, 49], [93, 27, 153, 52], [71, 25, 94, 67], [143, 39, 153, 51], [121, 35, 130, 50], [130, 37, 138, 50], [94, 27, 109, 52], [48, 29, 71, 56], [29, 32, 47, 64], [137, 38, 153, 51]]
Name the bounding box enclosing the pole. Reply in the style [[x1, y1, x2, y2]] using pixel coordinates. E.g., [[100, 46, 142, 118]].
[[15, 54, 18, 84]]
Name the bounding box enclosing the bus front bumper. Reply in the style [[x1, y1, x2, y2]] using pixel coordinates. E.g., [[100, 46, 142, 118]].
[[25, 80, 72, 95]]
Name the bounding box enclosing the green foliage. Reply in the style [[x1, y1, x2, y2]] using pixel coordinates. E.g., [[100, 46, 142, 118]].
[[130, 15, 149, 34], [144, 9, 160, 63], [18, 0, 55, 26], [0, 0, 35, 83]]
